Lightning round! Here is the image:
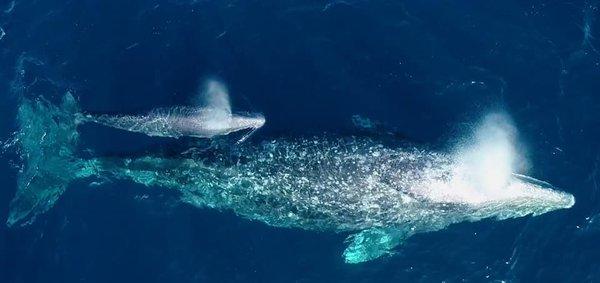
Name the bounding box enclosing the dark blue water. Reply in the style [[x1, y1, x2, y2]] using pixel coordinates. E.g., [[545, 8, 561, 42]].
[[1, 0, 599, 282]]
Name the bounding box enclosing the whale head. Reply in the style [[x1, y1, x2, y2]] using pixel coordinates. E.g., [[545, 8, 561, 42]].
[[420, 167, 575, 221], [429, 112, 576, 221], [231, 112, 265, 131], [467, 175, 575, 220], [228, 112, 266, 143]]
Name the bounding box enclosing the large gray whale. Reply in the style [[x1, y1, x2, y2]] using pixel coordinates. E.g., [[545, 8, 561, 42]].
[[78, 80, 265, 143], [7, 94, 575, 263]]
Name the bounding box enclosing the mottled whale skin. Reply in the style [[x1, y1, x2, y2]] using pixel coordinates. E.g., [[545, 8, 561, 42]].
[[7, 94, 575, 264]]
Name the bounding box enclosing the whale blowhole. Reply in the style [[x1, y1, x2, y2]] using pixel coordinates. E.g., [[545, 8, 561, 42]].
[[436, 113, 528, 204]]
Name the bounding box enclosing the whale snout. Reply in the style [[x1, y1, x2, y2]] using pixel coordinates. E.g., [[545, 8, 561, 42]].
[[479, 177, 576, 220], [233, 112, 266, 129], [538, 188, 575, 213], [252, 113, 266, 129], [511, 174, 575, 212]]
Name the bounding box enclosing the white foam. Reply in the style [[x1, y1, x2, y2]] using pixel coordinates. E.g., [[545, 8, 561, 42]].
[[425, 113, 528, 204]]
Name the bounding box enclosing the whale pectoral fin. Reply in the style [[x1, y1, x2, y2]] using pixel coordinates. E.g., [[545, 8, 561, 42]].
[[342, 227, 413, 264]]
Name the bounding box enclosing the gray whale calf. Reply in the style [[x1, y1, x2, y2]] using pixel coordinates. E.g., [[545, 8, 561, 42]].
[[78, 80, 265, 143], [7, 94, 575, 263]]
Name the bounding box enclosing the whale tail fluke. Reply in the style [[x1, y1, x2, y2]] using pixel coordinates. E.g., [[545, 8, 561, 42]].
[[7, 93, 85, 226]]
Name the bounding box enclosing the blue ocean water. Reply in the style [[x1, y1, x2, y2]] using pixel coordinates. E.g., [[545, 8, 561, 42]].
[[0, 0, 599, 282]]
